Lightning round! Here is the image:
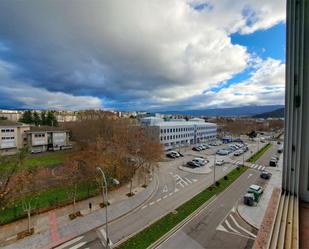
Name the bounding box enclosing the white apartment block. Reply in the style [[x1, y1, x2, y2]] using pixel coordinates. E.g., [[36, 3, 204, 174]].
[[0, 120, 30, 155], [141, 117, 217, 150]]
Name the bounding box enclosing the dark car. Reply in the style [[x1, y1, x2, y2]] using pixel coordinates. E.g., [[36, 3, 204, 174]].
[[166, 153, 177, 159], [192, 147, 201, 151], [260, 171, 272, 179], [178, 152, 184, 157], [186, 161, 200, 168], [269, 159, 277, 167]]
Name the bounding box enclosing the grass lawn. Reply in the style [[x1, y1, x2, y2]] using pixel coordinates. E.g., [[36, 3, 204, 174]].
[[117, 166, 247, 249], [0, 181, 99, 225], [247, 143, 272, 163]]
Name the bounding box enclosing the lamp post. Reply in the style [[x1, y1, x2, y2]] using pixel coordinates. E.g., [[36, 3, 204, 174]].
[[213, 153, 216, 185], [96, 167, 119, 249]]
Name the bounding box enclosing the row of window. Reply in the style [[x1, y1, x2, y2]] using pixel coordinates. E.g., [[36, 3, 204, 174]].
[[1, 137, 14, 140], [34, 134, 45, 138], [1, 129, 14, 133], [160, 133, 217, 142], [160, 127, 216, 134]]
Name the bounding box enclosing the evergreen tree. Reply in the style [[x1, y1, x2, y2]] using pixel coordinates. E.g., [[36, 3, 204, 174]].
[[19, 110, 33, 124], [40, 111, 46, 125], [46, 111, 58, 126], [33, 111, 41, 126]]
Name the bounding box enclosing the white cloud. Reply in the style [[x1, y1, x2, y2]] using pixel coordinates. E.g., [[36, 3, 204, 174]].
[[0, 0, 286, 109]]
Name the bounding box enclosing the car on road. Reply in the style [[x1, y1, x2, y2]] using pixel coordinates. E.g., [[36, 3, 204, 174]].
[[215, 159, 225, 166], [260, 171, 272, 179], [186, 161, 200, 168], [216, 149, 229, 155], [278, 145, 283, 153]]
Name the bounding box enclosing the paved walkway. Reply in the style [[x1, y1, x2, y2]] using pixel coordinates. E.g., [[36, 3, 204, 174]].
[[238, 152, 282, 229], [0, 174, 157, 249]]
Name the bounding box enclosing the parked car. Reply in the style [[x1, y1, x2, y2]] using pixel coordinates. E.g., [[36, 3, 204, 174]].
[[186, 161, 200, 168], [234, 150, 241, 156], [215, 159, 225, 166], [260, 171, 272, 179], [199, 145, 206, 150], [247, 184, 263, 202], [202, 144, 210, 149], [269, 158, 277, 167], [192, 158, 206, 166], [166, 151, 180, 158], [192, 146, 202, 151], [278, 145, 283, 153], [178, 152, 184, 157], [216, 149, 229, 155]]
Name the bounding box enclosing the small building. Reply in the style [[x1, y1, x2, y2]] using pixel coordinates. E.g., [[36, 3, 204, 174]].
[[26, 126, 71, 153], [0, 120, 30, 155]]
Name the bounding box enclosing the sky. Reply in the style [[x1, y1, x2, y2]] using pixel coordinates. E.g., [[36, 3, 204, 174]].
[[0, 0, 286, 111]]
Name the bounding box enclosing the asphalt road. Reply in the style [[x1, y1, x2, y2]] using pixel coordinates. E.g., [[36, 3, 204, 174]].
[[156, 169, 260, 249], [54, 141, 261, 249]]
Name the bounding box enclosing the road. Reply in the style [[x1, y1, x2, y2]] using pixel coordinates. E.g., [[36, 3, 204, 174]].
[[156, 169, 260, 249], [54, 140, 262, 249]]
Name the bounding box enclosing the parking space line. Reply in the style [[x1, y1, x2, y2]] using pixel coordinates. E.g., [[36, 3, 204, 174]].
[[163, 195, 168, 199], [156, 198, 161, 202], [149, 202, 155, 206], [185, 177, 192, 184]]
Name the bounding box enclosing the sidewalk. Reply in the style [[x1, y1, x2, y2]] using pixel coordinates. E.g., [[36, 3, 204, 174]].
[[1, 173, 157, 249], [238, 153, 282, 229]]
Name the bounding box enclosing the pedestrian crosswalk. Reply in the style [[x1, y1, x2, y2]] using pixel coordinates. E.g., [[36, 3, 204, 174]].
[[217, 210, 258, 239], [231, 160, 265, 171]]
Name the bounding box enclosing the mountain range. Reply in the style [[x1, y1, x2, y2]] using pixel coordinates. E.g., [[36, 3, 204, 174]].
[[159, 105, 284, 117], [252, 107, 284, 118]]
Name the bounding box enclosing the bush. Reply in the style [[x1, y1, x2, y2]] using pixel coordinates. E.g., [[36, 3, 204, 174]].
[[215, 181, 220, 186], [224, 176, 228, 180]]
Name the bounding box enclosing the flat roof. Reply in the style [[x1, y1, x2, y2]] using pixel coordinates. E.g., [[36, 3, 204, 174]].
[[153, 121, 217, 127], [0, 120, 25, 127], [27, 126, 69, 133]]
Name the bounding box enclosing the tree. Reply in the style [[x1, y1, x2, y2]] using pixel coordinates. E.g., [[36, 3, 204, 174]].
[[19, 110, 33, 124], [40, 111, 46, 125], [248, 130, 257, 139], [32, 111, 41, 126], [46, 111, 58, 127]]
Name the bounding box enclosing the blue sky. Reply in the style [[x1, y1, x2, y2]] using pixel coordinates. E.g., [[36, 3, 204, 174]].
[[0, 0, 286, 111]]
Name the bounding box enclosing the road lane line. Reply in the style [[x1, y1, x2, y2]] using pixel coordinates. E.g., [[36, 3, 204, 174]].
[[68, 242, 87, 249], [54, 236, 84, 249], [224, 219, 241, 235], [230, 214, 256, 238]]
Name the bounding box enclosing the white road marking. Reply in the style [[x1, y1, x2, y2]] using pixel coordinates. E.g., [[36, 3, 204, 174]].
[[163, 195, 168, 199], [55, 236, 84, 249], [257, 165, 262, 170], [261, 166, 265, 171], [141, 205, 147, 209], [169, 192, 173, 196], [230, 214, 256, 238], [185, 177, 192, 184], [68, 242, 87, 249], [174, 188, 179, 193], [223, 167, 228, 172], [157, 198, 161, 202], [149, 202, 155, 206], [247, 173, 253, 179], [192, 179, 198, 182], [162, 185, 168, 193], [217, 224, 228, 232], [253, 165, 259, 169], [225, 219, 241, 235], [176, 181, 185, 188], [169, 172, 174, 175]]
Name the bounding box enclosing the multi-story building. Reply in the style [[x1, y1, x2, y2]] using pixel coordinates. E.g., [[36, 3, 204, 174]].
[[141, 117, 217, 150], [0, 110, 23, 122], [26, 126, 71, 153], [0, 120, 30, 155]]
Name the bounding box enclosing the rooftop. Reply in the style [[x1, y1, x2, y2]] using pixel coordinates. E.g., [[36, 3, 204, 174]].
[[0, 119, 25, 127], [27, 126, 69, 133]]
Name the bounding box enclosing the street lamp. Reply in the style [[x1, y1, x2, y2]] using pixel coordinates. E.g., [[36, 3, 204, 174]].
[[213, 153, 216, 185], [96, 167, 120, 249]]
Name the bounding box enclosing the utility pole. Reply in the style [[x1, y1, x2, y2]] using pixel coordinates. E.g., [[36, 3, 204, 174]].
[[213, 153, 216, 185]]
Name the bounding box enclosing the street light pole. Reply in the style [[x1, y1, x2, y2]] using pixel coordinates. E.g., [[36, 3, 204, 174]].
[[96, 167, 110, 249], [213, 153, 216, 185]]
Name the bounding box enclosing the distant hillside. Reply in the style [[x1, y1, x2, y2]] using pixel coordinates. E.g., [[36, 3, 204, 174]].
[[159, 105, 284, 117], [253, 108, 285, 118]]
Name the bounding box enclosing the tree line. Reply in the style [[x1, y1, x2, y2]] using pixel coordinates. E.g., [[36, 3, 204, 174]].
[[19, 110, 58, 126]]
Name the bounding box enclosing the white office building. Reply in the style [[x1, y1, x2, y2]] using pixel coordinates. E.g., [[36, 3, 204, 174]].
[[141, 117, 217, 150]]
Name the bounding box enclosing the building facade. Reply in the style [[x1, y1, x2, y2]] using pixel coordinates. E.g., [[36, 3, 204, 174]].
[[141, 117, 217, 150], [26, 126, 71, 153], [0, 121, 30, 155]]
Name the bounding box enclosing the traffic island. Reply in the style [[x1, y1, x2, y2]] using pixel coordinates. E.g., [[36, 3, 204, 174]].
[[116, 166, 247, 249], [16, 228, 34, 240], [247, 143, 272, 163]]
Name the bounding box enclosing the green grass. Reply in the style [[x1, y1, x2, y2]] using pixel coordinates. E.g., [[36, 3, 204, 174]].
[[0, 151, 71, 173], [247, 143, 272, 163], [0, 181, 99, 225], [117, 166, 247, 249]]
